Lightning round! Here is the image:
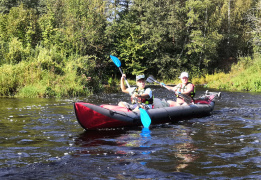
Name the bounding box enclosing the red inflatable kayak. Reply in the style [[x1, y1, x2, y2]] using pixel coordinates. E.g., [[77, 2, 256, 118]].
[[74, 91, 221, 130]]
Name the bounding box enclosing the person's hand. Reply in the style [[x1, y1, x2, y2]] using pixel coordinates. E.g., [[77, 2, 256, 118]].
[[160, 82, 165, 87], [132, 92, 138, 98], [122, 74, 126, 79]]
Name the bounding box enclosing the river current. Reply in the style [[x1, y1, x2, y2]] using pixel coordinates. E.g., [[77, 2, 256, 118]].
[[0, 87, 260, 179]]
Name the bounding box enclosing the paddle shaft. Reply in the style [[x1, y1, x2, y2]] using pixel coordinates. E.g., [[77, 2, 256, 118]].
[[149, 78, 176, 93], [110, 55, 131, 89], [162, 84, 192, 103]]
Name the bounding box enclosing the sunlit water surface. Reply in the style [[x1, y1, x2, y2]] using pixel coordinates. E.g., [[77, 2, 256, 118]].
[[0, 87, 260, 179]]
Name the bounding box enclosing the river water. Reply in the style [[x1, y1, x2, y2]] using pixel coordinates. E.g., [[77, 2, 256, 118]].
[[0, 87, 260, 179]]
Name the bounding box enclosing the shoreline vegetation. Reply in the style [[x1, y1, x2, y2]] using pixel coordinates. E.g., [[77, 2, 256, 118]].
[[1, 55, 260, 98], [155, 55, 261, 93], [1, 1, 261, 97], [195, 56, 261, 92]]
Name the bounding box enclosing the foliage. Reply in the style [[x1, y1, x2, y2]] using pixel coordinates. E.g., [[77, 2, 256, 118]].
[[38, 0, 107, 56], [249, 1, 261, 54], [0, 0, 261, 97], [0, 49, 104, 97], [108, 17, 150, 75], [195, 56, 261, 92]]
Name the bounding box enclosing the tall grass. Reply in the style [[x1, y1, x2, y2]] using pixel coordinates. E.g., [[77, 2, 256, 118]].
[[1, 47, 260, 97], [0, 46, 104, 97], [192, 56, 261, 92]]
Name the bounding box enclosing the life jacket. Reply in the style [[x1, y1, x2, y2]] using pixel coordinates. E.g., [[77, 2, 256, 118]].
[[175, 82, 196, 98], [131, 87, 153, 104]]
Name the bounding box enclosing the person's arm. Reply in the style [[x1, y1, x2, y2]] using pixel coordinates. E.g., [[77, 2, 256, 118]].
[[165, 84, 179, 93], [143, 88, 152, 98], [133, 93, 151, 100], [120, 74, 130, 94], [133, 93, 150, 99], [161, 84, 176, 92], [132, 88, 151, 99], [182, 84, 194, 95]]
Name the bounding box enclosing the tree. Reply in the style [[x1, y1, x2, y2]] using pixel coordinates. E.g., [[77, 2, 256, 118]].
[[248, 0, 261, 54], [39, 0, 107, 56], [0, 0, 43, 14], [0, 4, 41, 64]]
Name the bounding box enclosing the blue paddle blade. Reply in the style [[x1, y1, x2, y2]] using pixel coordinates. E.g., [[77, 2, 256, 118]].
[[139, 108, 151, 128], [110, 55, 121, 68]]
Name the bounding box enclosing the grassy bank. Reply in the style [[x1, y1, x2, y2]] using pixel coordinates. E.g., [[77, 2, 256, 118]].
[[0, 53, 108, 98], [0, 62, 90, 97], [192, 56, 261, 92], [1, 55, 260, 98]]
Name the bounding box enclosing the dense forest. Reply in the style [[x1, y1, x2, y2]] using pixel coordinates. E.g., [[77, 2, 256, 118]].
[[0, 0, 260, 97]]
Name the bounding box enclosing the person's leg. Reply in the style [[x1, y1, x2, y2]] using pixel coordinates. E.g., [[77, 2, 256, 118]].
[[118, 101, 127, 107], [118, 102, 135, 110], [176, 98, 185, 105], [132, 106, 140, 112], [167, 100, 180, 107]]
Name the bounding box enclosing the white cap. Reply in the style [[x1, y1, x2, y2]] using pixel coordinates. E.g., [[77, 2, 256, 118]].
[[179, 72, 189, 79], [136, 74, 145, 81]]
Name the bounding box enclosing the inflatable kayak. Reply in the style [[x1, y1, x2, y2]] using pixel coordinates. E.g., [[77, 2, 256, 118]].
[[74, 91, 221, 130]]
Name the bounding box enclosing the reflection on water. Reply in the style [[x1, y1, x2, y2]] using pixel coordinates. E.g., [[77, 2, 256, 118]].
[[140, 128, 151, 165], [170, 126, 198, 172], [0, 87, 261, 179]]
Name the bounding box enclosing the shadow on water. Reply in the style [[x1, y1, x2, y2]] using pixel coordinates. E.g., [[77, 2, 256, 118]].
[[0, 87, 261, 179], [75, 128, 130, 147]]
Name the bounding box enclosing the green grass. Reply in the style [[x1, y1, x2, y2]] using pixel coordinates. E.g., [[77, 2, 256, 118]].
[[1, 53, 261, 98], [192, 56, 261, 92], [0, 59, 102, 97]]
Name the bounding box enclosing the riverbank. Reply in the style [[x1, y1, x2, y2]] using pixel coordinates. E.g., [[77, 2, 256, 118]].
[[192, 56, 261, 92], [1, 56, 260, 98], [0, 60, 104, 98], [146, 56, 261, 93]]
